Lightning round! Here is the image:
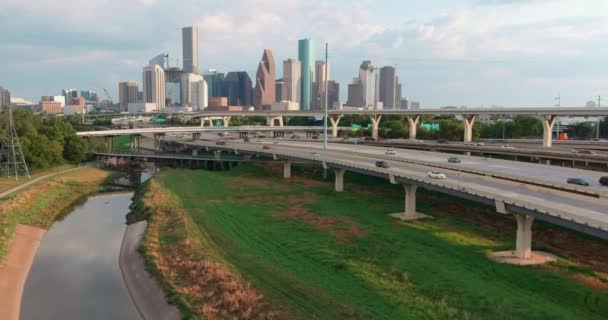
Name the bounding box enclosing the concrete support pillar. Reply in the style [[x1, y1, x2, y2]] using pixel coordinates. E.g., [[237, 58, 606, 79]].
[[266, 116, 284, 127], [130, 135, 140, 152], [542, 115, 558, 148], [407, 115, 420, 140], [192, 149, 198, 157], [369, 114, 382, 140], [330, 115, 343, 138], [463, 114, 477, 143], [514, 214, 534, 259], [222, 116, 231, 127], [192, 132, 200, 141], [214, 150, 222, 160], [106, 136, 114, 152], [283, 160, 292, 179], [404, 184, 417, 218], [334, 168, 345, 192], [153, 133, 164, 151]]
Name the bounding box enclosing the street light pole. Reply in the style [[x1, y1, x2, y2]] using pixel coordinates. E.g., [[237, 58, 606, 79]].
[[323, 42, 329, 150]]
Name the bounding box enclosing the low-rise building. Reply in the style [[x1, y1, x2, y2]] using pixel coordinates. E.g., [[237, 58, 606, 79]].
[[271, 101, 300, 111], [63, 104, 85, 115], [39, 101, 62, 114], [208, 97, 228, 108], [128, 102, 157, 113]]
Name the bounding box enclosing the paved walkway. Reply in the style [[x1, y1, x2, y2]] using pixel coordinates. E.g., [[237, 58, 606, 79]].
[[0, 166, 84, 199], [0, 225, 46, 320], [120, 221, 181, 320]]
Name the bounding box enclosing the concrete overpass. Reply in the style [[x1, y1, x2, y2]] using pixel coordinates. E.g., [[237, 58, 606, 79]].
[[171, 138, 608, 264], [86, 107, 608, 147]]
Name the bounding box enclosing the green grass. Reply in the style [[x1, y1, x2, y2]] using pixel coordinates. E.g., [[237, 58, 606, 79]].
[[153, 164, 608, 320], [114, 135, 132, 153]]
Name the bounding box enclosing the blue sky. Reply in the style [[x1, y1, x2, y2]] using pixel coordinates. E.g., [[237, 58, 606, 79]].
[[1, 0, 607, 107]]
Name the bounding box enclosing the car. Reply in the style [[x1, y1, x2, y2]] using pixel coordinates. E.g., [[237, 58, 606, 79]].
[[385, 148, 397, 155], [290, 134, 300, 139], [312, 134, 320, 139], [244, 137, 250, 142], [567, 178, 590, 186], [448, 157, 461, 163], [600, 176, 608, 186], [364, 137, 375, 141], [427, 171, 446, 179], [375, 161, 390, 168], [574, 149, 597, 156], [217, 133, 224, 137], [475, 142, 485, 146], [437, 139, 448, 144], [501, 144, 515, 149], [262, 145, 271, 150], [311, 152, 320, 158], [215, 141, 226, 146]]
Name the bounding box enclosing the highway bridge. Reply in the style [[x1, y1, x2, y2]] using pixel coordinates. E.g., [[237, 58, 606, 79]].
[[85, 106, 608, 148], [163, 138, 608, 264]]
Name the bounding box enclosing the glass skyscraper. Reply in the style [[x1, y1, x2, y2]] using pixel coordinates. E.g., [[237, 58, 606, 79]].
[[298, 38, 314, 110]]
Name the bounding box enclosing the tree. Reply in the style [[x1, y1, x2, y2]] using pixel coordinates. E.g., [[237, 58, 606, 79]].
[[574, 122, 595, 140], [511, 116, 542, 138]]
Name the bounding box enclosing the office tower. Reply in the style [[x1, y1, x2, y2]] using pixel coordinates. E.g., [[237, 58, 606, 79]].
[[142, 65, 166, 111], [400, 97, 409, 110], [62, 88, 78, 102], [164, 67, 183, 106], [0, 86, 10, 107], [182, 26, 199, 73], [275, 78, 283, 102], [298, 38, 314, 110], [203, 69, 225, 97], [282, 59, 301, 104], [396, 79, 402, 109], [181, 73, 208, 110], [312, 60, 330, 109], [327, 80, 339, 109], [253, 49, 276, 109], [149, 53, 168, 68], [379, 66, 397, 109], [119, 81, 138, 111], [359, 60, 379, 108], [222, 72, 252, 106], [80, 90, 98, 102], [410, 101, 421, 110], [347, 79, 364, 107]]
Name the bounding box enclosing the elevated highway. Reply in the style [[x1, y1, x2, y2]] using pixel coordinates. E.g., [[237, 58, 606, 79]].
[[168, 138, 608, 263]]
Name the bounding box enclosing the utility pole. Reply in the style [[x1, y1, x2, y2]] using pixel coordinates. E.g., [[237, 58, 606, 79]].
[[0, 104, 30, 180], [597, 95, 601, 140], [323, 42, 329, 150]]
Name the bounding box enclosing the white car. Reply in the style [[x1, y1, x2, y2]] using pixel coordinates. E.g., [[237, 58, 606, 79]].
[[427, 171, 446, 179], [385, 148, 397, 155]]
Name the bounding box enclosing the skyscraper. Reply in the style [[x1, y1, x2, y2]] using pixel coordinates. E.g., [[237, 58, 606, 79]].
[[253, 49, 276, 109], [222, 72, 252, 107], [0, 86, 10, 107], [62, 88, 78, 102], [203, 69, 225, 98], [313, 60, 330, 109], [149, 53, 168, 69], [347, 79, 364, 107], [359, 60, 379, 109], [298, 38, 314, 110], [327, 80, 340, 109], [182, 26, 199, 73], [379, 66, 397, 109], [275, 78, 283, 102], [118, 81, 138, 111], [181, 73, 208, 110], [164, 67, 183, 106], [282, 59, 301, 104], [142, 65, 165, 111]]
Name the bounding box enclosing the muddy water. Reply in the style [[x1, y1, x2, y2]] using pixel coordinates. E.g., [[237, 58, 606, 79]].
[[20, 192, 141, 320]]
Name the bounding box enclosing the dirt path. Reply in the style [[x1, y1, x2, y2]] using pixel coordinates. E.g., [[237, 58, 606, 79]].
[[0, 225, 46, 320], [120, 221, 181, 320], [0, 166, 85, 199]]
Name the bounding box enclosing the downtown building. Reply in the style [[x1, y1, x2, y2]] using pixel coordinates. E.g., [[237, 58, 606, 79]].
[[142, 64, 166, 111], [119, 81, 139, 112], [0, 86, 10, 107], [298, 38, 314, 110], [312, 60, 330, 109], [181, 73, 208, 111], [253, 49, 276, 110], [282, 58, 301, 106], [222, 72, 252, 107], [182, 26, 199, 73], [378, 66, 402, 110], [203, 69, 225, 98]]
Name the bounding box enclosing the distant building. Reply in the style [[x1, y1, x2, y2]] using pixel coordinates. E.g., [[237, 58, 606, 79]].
[[63, 104, 85, 115], [271, 101, 300, 111], [149, 53, 168, 68], [346, 79, 364, 107], [359, 60, 379, 108], [327, 80, 340, 109], [203, 69, 224, 98], [282, 59, 301, 104], [128, 102, 157, 113], [62, 88, 78, 102], [164, 67, 183, 107], [41, 96, 66, 107], [222, 71, 252, 107], [400, 97, 409, 110], [208, 97, 228, 108], [182, 26, 199, 73], [253, 49, 276, 109], [119, 81, 138, 112], [410, 101, 421, 110], [70, 97, 85, 107], [142, 64, 165, 111], [39, 101, 62, 114], [181, 73, 207, 110], [80, 90, 98, 103], [298, 39, 314, 110], [379, 66, 397, 109], [275, 78, 283, 102], [312, 60, 330, 109], [10, 97, 34, 106], [0, 86, 10, 107]]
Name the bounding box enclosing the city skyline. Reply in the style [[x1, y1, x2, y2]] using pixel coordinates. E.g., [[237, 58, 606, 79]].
[[1, 0, 607, 106]]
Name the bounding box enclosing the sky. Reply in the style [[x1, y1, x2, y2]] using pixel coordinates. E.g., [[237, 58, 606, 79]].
[[1, 0, 608, 107]]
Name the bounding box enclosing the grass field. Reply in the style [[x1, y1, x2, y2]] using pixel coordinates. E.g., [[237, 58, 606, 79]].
[[143, 164, 608, 320], [0, 168, 109, 263], [0, 164, 75, 194]]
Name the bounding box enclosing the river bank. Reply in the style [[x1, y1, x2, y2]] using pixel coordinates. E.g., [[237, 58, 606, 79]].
[[0, 167, 110, 320]]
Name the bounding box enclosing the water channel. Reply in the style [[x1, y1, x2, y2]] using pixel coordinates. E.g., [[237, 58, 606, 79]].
[[20, 182, 144, 319]]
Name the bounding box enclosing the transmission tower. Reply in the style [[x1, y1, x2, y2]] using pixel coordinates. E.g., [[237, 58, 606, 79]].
[[0, 105, 30, 180]]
